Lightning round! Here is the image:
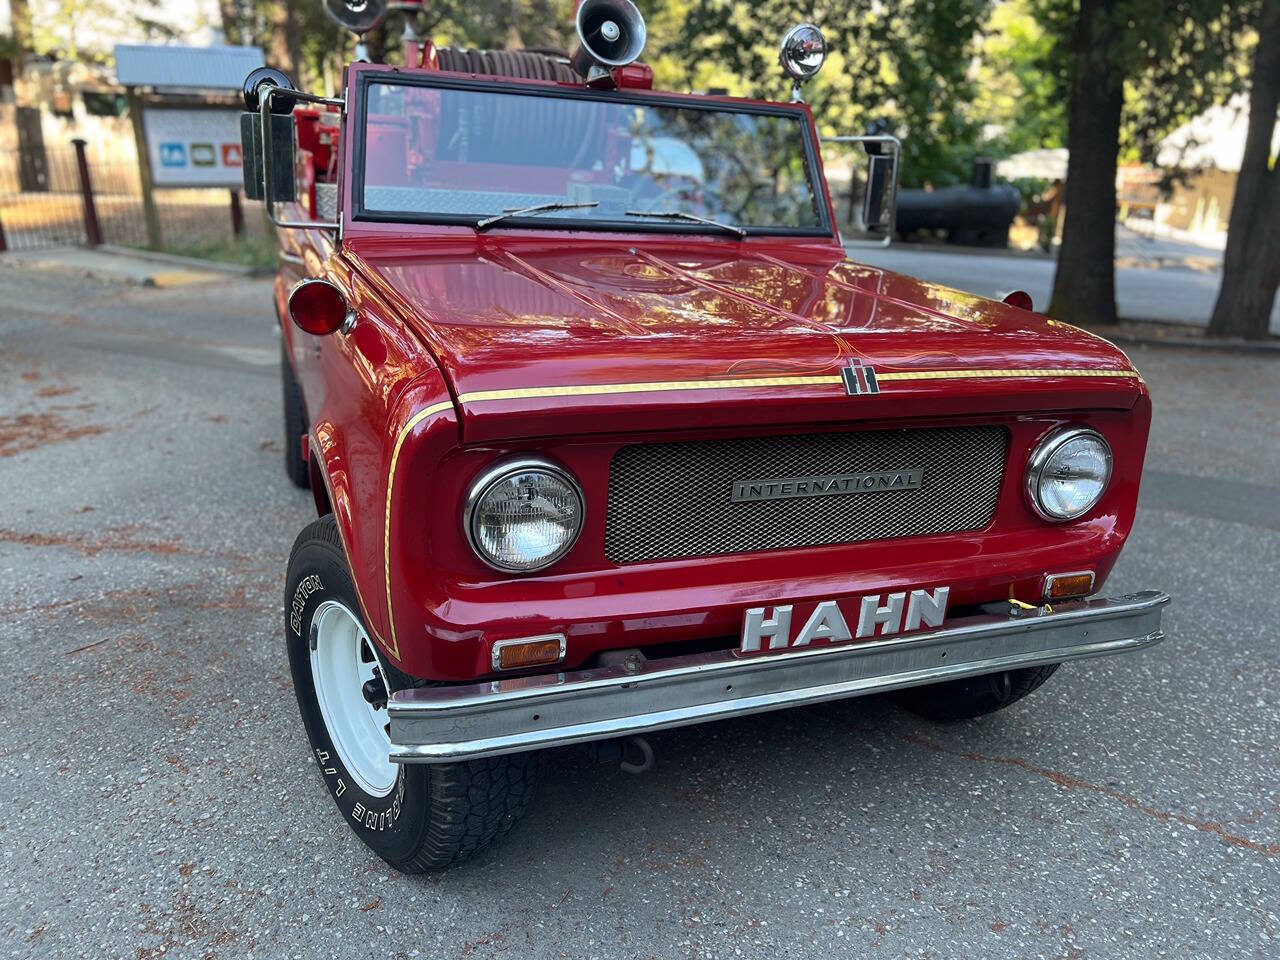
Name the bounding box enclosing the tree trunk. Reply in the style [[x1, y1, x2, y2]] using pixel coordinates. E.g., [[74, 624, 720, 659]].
[[1047, 0, 1124, 327], [9, 0, 31, 53], [1206, 1, 1280, 341], [218, 0, 243, 45], [269, 0, 303, 75]]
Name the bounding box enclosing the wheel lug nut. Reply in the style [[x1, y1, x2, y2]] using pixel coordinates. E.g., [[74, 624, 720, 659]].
[[362, 676, 388, 707]]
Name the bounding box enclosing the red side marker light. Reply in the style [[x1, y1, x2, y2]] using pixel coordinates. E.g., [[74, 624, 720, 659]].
[[1002, 289, 1034, 311], [288, 278, 351, 336]]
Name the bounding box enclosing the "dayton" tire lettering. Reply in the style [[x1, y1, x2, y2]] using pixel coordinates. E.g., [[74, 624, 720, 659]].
[[290, 574, 324, 635]]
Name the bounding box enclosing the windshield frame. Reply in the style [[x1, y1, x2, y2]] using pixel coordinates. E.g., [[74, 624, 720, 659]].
[[349, 70, 835, 238]]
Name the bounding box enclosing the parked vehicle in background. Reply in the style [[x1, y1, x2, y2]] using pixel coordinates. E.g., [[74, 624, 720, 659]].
[[242, 0, 1169, 872]]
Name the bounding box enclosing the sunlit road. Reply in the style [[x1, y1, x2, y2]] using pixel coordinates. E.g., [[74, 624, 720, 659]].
[[2, 260, 1278, 959], [848, 241, 1280, 335]]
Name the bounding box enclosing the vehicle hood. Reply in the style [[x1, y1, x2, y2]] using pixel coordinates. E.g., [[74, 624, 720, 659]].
[[347, 238, 1143, 442]]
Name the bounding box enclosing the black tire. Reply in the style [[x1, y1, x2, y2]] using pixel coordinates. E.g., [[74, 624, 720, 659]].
[[281, 343, 310, 489], [896, 664, 1061, 722], [285, 515, 538, 871]]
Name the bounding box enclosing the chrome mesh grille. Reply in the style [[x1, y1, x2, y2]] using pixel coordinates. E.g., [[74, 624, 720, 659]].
[[605, 426, 1008, 564]]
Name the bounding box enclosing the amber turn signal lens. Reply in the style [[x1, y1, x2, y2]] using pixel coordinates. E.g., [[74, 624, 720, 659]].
[[492, 635, 566, 671], [1044, 572, 1096, 601]]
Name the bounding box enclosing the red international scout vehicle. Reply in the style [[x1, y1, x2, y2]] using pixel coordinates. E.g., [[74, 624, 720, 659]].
[[242, 0, 1169, 871]]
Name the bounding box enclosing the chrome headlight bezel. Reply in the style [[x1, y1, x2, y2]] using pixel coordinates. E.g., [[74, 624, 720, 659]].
[[463, 456, 585, 573], [1024, 427, 1114, 522]]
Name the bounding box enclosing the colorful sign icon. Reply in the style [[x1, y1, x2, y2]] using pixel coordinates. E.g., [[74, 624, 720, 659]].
[[191, 142, 216, 167], [159, 142, 187, 167]]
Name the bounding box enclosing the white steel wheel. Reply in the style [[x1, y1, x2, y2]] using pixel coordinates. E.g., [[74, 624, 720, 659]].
[[309, 600, 397, 797]]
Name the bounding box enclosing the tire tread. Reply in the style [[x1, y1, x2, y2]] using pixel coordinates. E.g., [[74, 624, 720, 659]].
[[289, 516, 537, 873], [897, 663, 1061, 722]]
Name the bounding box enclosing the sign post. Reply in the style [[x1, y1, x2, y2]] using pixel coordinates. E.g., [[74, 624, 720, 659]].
[[125, 86, 163, 249], [71, 138, 104, 247]]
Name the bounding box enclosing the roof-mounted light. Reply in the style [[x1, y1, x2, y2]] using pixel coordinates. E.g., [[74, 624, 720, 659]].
[[779, 23, 827, 100]]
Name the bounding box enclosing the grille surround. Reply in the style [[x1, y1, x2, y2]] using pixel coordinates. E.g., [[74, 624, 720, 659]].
[[604, 426, 1009, 564]]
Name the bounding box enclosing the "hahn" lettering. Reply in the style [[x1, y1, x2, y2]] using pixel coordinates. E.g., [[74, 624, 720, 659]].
[[739, 586, 950, 653]]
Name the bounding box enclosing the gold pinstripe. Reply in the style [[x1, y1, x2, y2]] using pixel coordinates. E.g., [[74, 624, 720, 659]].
[[456, 368, 1140, 405], [876, 368, 1142, 383], [383, 400, 454, 660], [458, 374, 843, 404]]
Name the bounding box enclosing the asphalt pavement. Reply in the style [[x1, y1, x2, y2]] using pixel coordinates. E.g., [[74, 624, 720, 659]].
[[1, 260, 1278, 959], [847, 232, 1280, 335]]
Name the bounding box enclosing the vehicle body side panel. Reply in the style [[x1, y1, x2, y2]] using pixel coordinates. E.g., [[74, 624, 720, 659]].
[[285, 248, 460, 666]]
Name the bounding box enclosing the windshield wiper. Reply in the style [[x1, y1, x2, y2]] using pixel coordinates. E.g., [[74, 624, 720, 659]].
[[475, 200, 599, 231], [624, 209, 747, 238]]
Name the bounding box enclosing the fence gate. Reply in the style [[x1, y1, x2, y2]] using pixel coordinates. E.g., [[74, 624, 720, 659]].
[[1, 140, 260, 253], [0, 145, 92, 250]]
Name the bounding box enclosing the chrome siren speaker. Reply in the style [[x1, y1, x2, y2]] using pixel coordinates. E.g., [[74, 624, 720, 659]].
[[323, 0, 388, 34], [571, 0, 647, 82]]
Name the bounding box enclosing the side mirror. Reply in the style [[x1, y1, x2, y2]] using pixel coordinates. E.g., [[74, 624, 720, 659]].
[[240, 66, 299, 206], [238, 67, 346, 230], [819, 133, 902, 248], [240, 67, 298, 204], [240, 111, 297, 204], [862, 153, 894, 232]]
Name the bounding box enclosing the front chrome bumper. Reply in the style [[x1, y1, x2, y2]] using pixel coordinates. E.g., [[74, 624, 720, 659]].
[[387, 590, 1169, 763]]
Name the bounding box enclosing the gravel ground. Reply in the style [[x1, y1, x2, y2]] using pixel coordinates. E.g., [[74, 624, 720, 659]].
[[1, 261, 1277, 959]]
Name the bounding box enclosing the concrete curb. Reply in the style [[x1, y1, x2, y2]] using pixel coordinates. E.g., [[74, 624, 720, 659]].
[[97, 244, 257, 275], [0, 244, 267, 288]]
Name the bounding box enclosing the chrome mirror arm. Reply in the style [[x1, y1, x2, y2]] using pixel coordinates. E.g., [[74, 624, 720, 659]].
[[259, 84, 345, 232], [820, 133, 902, 249]]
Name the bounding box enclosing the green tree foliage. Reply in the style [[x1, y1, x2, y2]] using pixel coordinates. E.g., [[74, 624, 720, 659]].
[[22, 0, 190, 62], [235, 0, 1000, 189], [972, 0, 1065, 156], [641, 0, 993, 188], [256, 0, 991, 188], [1039, 0, 1255, 326]]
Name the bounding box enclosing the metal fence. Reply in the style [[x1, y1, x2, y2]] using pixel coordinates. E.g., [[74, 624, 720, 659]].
[[0, 142, 265, 252]]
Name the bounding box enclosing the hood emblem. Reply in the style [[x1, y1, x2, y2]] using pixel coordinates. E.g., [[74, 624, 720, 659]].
[[841, 360, 880, 396]]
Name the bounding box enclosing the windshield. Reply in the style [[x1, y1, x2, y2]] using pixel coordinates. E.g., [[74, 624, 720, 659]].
[[356, 77, 829, 235]]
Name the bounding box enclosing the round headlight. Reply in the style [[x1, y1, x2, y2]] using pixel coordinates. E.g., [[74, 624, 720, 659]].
[[1025, 427, 1113, 521], [465, 458, 584, 573]]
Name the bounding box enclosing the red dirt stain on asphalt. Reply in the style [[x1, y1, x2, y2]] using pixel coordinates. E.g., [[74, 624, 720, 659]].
[[904, 733, 1280, 856], [358, 897, 381, 912], [35, 385, 76, 398], [0, 527, 186, 557], [0, 412, 107, 457]]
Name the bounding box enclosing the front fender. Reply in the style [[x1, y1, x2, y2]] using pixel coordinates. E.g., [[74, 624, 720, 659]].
[[310, 371, 458, 666]]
